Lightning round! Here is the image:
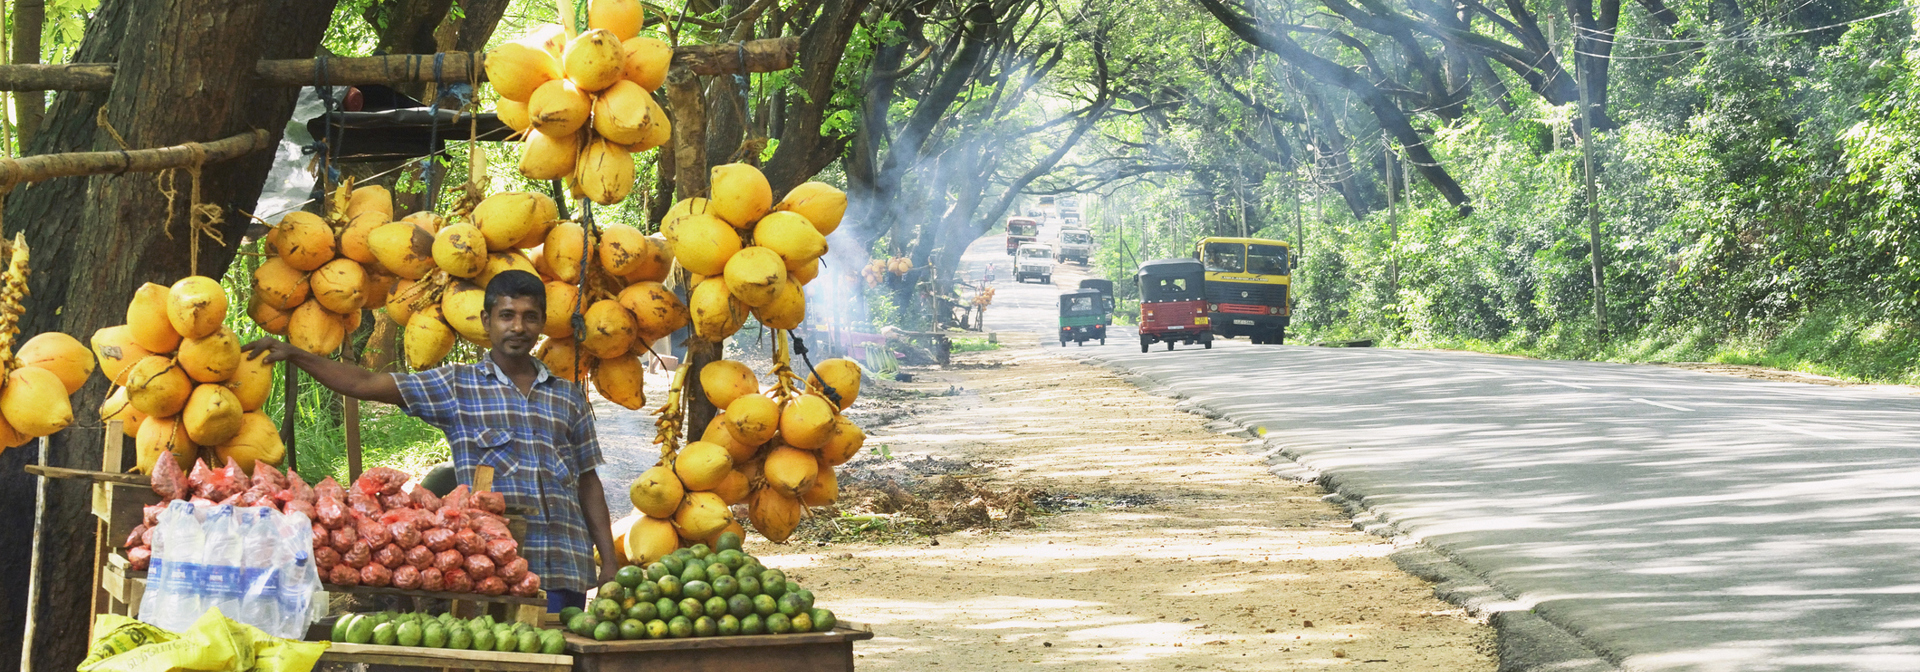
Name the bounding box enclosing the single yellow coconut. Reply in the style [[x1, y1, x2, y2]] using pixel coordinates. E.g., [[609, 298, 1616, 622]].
[[214, 412, 284, 473], [775, 181, 849, 235], [310, 258, 367, 314], [593, 354, 645, 410], [801, 458, 837, 506], [708, 163, 772, 227], [702, 412, 760, 463], [579, 299, 636, 359], [125, 355, 190, 418], [137, 415, 197, 474], [722, 247, 787, 309], [497, 97, 531, 132], [474, 250, 537, 289], [403, 211, 445, 234], [618, 281, 688, 342], [792, 258, 820, 285], [127, 283, 183, 353], [484, 39, 563, 102], [820, 416, 865, 466], [674, 491, 731, 540], [595, 225, 647, 277], [662, 197, 711, 238], [754, 211, 828, 265], [752, 275, 805, 330], [404, 311, 456, 370], [592, 79, 651, 145], [250, 296, 291, 336], [16, 332, 94, 395], [224, 353, 271, 412], [344, 306, 364, 334], [780, 394, 838, 450], [589, 0, 646, 40], [253, 257, 311, 310], [519, 128, 580, 180], [177, 327, 241, 384], [578, 138, 635, 205], [675, 441, 733, 491], [621, 235, 673, 283], [166, 276, 227, 340], [91, 326, 154, 386], [475, 191, 559, 252], [535, 336, 587, 382], [563, 29, 625, 92], [699, 360, 759, 410], [527, 78, 591, 137], [433, 223, 488, 278], [689, 276, 746, 341], [709, 469, 752, 505], [620, 36, 671, 90], [669, 214, 741, 276], [369, 221, 438, 279], [725, 393, 780, 445], [630, 464, 685, 518], [339, 211, 388, 265], [544, 223, 590, 283], [182, 383, 243, 446], [624, 515, 679, 566], [544, 281, 581, 339], [748, 487, 802, 543], [288, 302, 347, 355], [808, 358, 863, 410], [101, 387, 148, 438], [346, 184, 392, 220], [441, 281, 490, 346], [273, 211, 337, 271], [0, 366, 71, 437], [763, 445, 820, 499], [635, 92, 672, 151]]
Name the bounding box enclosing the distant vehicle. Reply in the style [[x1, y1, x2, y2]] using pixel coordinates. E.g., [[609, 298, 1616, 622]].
[[1038, 196, 1056, 207], [1195, 237, 1291, 344], [1060, 208, 1081, 224], [1061, 196, 1080, 209], [1056, 228, 1093, 264], [1013, 243, 1055, 284], [1136, 259, 1211, 352], [1078, 278, 1114, 313], [1058, 289, 1108, 346], [1005, 217, 1040, 255]]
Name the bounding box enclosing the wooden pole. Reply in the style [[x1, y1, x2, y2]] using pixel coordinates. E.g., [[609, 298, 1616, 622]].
[[1384, 134, 1398, 306], [281, 368, 299, 472], [1577, 55, 1608, 336], [20, 436, 48, 672], [667, 63, 720, 435], [10, 0, 43, 148], [0, 128, 268, 186], [345, 397, 362, 483], [0, 38, 803, 92]]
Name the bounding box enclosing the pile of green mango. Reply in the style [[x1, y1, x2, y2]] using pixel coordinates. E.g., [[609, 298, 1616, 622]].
[[330, 611, 566, 655], [565, 532, 837, 641]]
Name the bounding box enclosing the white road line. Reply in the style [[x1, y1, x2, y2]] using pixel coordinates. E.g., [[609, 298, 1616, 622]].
[[1543, 380, 1591, 389], [1760, 422, 1844, 441], [1476, 369, 1506, 376], [1630, 397, 1694, 412]]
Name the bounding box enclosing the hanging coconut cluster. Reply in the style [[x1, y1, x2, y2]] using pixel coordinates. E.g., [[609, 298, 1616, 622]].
[[94, 275, 282, 475], [485, 0, 672, 202], [662, 164, 847, 340], [525, 218, 685, 411], [0, 235, 87, 450], [250, 181, 418, 356], [379, 189, 558, 370], [861, 257, 911, 287]]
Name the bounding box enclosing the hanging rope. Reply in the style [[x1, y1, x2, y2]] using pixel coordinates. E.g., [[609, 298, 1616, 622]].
[[424, 53, 445, 212], [158, 143, 226, 276], [571, 199, 596, 390], [788, 330, 840, 407]]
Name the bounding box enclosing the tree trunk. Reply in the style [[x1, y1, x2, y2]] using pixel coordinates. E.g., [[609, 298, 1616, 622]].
[[10, 0, 44, 150], [0, 1, 336, 670]]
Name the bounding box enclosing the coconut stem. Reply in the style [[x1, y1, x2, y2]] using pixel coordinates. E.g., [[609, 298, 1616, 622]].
[[0, 234, 28, 373]]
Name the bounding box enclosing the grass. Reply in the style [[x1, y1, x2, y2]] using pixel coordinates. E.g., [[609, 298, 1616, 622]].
[[949, 337, 1002, 352]]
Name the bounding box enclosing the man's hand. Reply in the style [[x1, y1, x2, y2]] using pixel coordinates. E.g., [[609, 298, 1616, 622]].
[[243, 336, 405, 406], [597, 560, 620, 586], [241, 336, 303, 364]]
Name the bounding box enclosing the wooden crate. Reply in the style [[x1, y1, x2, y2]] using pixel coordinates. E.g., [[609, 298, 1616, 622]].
[[320, 642, 573, 672], [562, 623, 875, 672]]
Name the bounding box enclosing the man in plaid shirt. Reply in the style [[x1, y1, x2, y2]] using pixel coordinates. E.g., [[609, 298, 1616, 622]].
[[244, 270, 619, 611]]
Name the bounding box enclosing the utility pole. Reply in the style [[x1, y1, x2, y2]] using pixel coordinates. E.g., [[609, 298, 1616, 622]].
[[1577, 53, 1609, 336], [1293, 166, 1304, 269], [1384, 134, 1398, 307]]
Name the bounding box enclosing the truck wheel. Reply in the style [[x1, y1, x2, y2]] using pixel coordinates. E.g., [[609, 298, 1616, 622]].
[[1140, 336, 1150, 353], [1166, 340, 1175, 351], [1275, 328, 1286, 345]]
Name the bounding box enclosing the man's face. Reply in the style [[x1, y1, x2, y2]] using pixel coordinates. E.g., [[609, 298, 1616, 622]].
[[486, 296, 544, 358]]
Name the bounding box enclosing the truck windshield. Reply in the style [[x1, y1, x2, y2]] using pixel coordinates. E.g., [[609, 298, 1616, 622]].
[[1008, 221, 1039, 236], [1019, 247, 1050, 259], [1069, 296, 1094, 311], [1202, 242, 1245, 273], [1247, 244, 1289, 275], [1064, 232, 1090, 244]]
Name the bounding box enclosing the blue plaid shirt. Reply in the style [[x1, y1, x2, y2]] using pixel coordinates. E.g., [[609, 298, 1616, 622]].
[[393, 357, 603, 593]]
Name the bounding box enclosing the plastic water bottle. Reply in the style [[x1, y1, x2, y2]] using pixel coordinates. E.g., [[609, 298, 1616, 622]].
[[236, 507, 280, 632], [137, 501, 180, 628], [275, 511, 316, 639], [144, 500, 203, 630], [201, 505, 243, 618]]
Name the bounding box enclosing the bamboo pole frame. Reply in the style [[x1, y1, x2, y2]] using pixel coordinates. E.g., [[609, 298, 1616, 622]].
[[0, 38, 800, 92], [0, 128, 269, 186]]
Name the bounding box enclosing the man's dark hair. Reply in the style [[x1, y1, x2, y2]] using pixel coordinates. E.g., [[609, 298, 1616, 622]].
[[484, 270, 547, 314]]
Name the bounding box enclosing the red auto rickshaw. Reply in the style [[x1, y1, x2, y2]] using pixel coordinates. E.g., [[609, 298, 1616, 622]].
[[1136, 259, 1211, 351]]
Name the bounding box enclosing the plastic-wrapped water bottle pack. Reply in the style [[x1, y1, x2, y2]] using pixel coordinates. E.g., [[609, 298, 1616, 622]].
[[137, 501, 324, 639]]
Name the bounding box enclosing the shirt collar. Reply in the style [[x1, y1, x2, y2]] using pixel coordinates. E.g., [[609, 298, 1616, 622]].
[[481, 354, 552, 388]]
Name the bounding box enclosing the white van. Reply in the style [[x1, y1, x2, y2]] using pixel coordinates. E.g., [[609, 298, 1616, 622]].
[[1014, 243, 1056, 284]]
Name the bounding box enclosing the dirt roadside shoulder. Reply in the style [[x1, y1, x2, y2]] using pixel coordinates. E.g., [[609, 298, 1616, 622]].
[[743, 335, 1496, 671]]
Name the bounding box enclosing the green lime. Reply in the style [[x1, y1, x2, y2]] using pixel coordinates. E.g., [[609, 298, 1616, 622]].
[[615, 565, 644, 589], [680, 563, 709, 584], [655, 597, 679, 620], [711, 575, 739, 598], [656, 575, 682, 599], [717, 614, 741, 636], [559, 607, 584, 623], [778, 592, 805, 617], [667, 616, 693, 638], [734, 563, 762, 580], [596, 598, 622, 621], [645, 562, 671, 581], [740, 614, 765, 635], [809, 608, 836, 632], [793, 589, 815, 611], [784, 582, 802, 598], [619, 619, 644, 640], [706, 561, 732, 579], [592, 621, 617, 642], [693, 616, 717, 637], [683, 580, 714, 602], [679, 597, 706, 620], [737, 576, 762, 596], [715, 531, 744, 552], [790, 613, 813, 633], [600, 581, 625, 600], [761, 570, 787, 591], [632, 582, 660, 603], [728, 594, 754, 618], [626, 601, 658, 622], [689, 543, 712, 559], [660, 555, 687, 575], [753, 594, 778, 616], [645, 619, 669, 640], [766, 613, 792, 634]]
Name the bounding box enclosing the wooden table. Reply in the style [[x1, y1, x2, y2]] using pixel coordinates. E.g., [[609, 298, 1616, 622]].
[[319, 642, 572, 672], [563, 623, 875, 672]]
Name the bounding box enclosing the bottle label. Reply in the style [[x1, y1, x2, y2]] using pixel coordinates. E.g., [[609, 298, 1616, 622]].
[[205, 564, 241, 600]]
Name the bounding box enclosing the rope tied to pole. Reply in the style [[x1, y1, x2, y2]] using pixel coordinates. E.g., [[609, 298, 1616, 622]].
[[158, 142, 226, 276]]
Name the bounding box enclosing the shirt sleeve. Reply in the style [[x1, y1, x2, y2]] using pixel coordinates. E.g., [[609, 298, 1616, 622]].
[[570, 385, 604, 474], [392, 367, 459, 430]]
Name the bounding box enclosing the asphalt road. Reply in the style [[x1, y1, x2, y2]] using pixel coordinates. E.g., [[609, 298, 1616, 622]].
[[960, 220, 1920, 671]]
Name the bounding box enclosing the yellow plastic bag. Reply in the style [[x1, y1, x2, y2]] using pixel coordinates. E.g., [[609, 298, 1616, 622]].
[[81, 615, 178, 669], [78, 608, 245, 672], [225, 616, 329, 672]]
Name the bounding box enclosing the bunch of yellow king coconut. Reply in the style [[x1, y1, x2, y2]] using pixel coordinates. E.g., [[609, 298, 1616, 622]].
[[0, 236, 89, 450], [663, 162, 847, 339], [250, 182, 423, 356]]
